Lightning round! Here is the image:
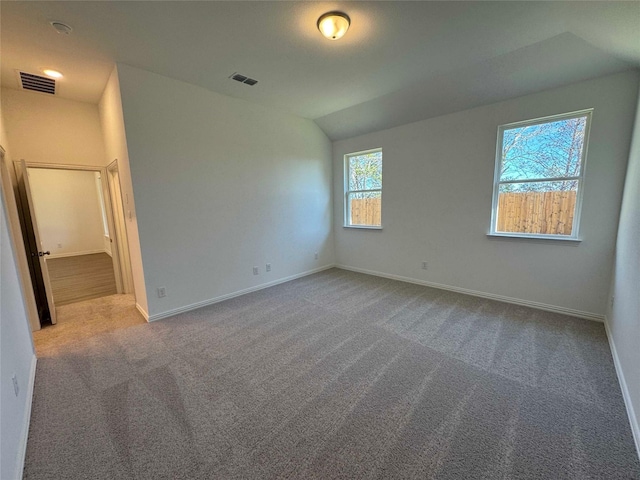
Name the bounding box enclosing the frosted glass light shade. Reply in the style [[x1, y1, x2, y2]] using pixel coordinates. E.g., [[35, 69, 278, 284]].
[[43, 69, 63, 78], [317, 12, 350, 40]]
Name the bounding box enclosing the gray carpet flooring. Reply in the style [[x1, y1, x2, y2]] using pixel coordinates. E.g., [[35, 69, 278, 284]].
[[24, 269, 640, 479]]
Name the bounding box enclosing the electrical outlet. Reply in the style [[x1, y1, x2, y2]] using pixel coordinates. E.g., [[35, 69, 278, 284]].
[[610, 296, 615, 308], [314, 252, 319, 260], [12, 373, 19, 397], [266, 263, 271, 272], [421, 262, 428, 270], [57, 243, 62, 249], [253, 266, 259, 275], [157, 287, 166, 298]]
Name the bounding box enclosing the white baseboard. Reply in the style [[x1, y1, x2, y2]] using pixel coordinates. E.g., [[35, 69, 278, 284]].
[[16, 354, 37, 480], [135, 303, 150, 322], [335, 264, 604, 322], [47, 249, 109, 259], [604, 318, 640, 460], [147, 264, 336, 322]]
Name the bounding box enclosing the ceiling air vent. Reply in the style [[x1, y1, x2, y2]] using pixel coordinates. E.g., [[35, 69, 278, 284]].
[[19, 72, 56, 95], [229, 72, 258, 86]]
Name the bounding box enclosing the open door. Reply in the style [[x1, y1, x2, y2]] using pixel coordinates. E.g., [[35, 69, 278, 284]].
[[107, 161, 134, 294], [1, 151, 41, 330], [21, 160, 57, 324]]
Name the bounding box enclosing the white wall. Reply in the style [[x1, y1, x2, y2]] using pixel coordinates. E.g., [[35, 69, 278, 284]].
[[98, 66, 148, 314], [607, 81, 640, 454], [0, 88, 106, 167], [0, 103, 36, 480], [116, 64, 334, 318], [333, 71, 639, 318], [27, 168, 106, 257]]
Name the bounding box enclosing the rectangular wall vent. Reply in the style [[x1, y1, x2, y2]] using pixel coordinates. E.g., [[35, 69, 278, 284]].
[[19, 72, 56, 94], [229, 72, 258, 86]]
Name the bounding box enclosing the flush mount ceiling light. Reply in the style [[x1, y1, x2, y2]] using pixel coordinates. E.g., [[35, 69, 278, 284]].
[[50, 21, 73, 35], [42, 69, 63, 79], [317, 11, 350, 40]]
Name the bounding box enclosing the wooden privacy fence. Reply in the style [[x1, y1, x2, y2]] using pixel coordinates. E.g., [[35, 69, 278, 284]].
[[497, 190, 577, 235], [351, 191, 576, 234], [350, 198, 382, 226]]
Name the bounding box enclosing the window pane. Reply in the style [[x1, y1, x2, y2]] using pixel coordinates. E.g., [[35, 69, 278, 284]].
[[348, 151, 382, 191], [348, 191, 381, 226], [500, 116, 587, 182], [496, 181, 578, 235]]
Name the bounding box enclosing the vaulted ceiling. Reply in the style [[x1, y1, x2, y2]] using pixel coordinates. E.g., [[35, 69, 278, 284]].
[[2, 1, 639, 140]]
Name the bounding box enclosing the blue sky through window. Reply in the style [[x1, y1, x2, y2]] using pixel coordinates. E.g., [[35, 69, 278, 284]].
[[348, 151, 382, 191], [500, 116, 586, 192]]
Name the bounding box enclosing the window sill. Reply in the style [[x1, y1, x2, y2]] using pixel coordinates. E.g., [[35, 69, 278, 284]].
[[344, 225, 382, 230], [487, 233, 581, 244]]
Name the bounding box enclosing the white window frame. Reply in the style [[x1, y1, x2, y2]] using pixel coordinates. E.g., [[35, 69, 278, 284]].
[[489, 109, 593, 241], [344, 148, 382, 229]]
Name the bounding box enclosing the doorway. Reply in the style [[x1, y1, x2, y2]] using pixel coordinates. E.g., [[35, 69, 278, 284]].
[[13, 161, 133, 327]]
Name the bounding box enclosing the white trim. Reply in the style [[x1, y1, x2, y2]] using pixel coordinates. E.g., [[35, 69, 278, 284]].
[[335, 264, 604, 322], [343, 225, 383, 230], [498, 175, 580, 185], [106, 160, 132, 295], [135, 303, 150, 322], [147, 265, 335, 322], [16, 354, 37, 480], [47, 249, 109, 259], [487, 233, 581, 243], [20, 161, 104, 172], [343, 147, 382, 158], [604, 318, 640, 459], [499, 108, 595, 130]]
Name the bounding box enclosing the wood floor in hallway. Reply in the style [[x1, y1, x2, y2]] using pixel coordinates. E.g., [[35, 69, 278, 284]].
[[46, 252, 117, 305]]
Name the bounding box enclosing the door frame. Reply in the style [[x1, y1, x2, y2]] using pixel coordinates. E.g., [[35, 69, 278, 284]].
[[20, 160, 58, 324], [107, 159, 134, 294], [13, 161, 129, 301], [0, 149, 41, 331]]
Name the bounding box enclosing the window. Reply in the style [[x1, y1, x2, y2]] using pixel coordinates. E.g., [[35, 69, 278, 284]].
[[344, 148, 382, 228], [490, 110, 592, 240]]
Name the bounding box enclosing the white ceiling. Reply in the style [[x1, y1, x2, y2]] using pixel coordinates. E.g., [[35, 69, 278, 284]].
[[1, 1, 639, 140]]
